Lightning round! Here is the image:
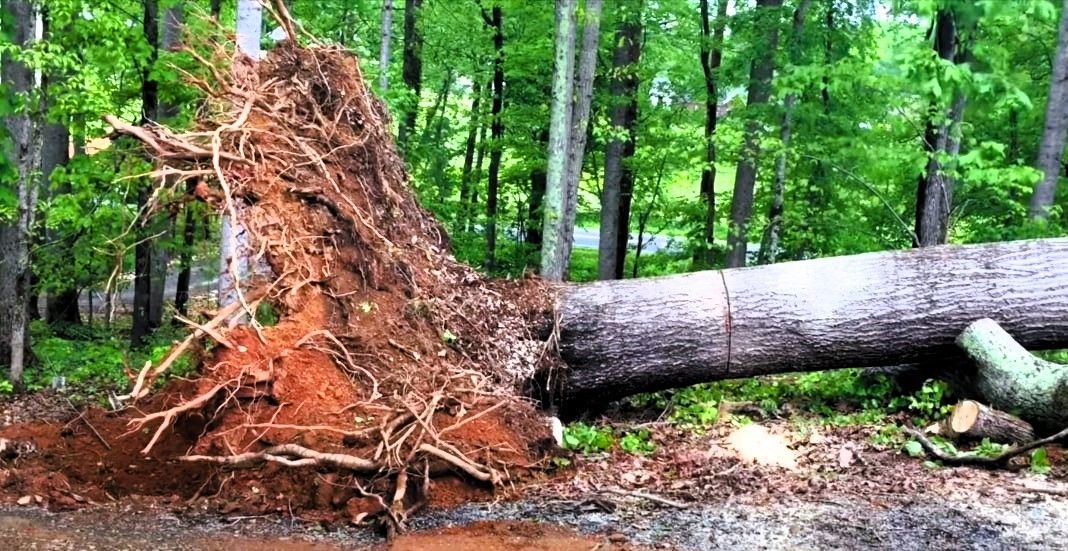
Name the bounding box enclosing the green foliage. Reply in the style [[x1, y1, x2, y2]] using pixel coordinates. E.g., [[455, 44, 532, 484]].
[[1030, 448, 1052, 474], [562, 422, 615, 454], [619, 428, 656, 455]]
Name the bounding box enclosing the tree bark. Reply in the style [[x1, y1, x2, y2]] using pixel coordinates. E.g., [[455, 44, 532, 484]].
[[541, 0, 579, 281], [211, 0, 222, 20], [758, 0, 812, 265], [236, 0, 262, 60], [598, 2, 642, 280], [174, 203, 196, 318], [558, 0, 603, 279], [484, 6, 505, 271], [697, 0, 729, 268], [398, 0, 424, 153], [0, 0, 37, 385], [555, 238, 1068, 407], [957, 318, 1068, 432], [458, 77, 483, 227], [379, 0, 394, 92], [915, 10, 965, 247], [725, 0, 783, 268], [133, 0, 160, 347], [1029, 0, 1068, 220], [41, 9, 78, 326], [943, 400, 1035, 444]]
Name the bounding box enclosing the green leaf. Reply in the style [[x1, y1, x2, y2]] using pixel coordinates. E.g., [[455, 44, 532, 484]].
[[904, 440, 924, 457]]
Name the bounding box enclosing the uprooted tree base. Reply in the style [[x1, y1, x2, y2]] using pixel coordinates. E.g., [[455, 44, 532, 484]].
[[0, 38, 557, 531]]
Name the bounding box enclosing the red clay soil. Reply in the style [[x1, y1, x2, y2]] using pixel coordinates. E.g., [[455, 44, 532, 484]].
[[0, 16, 556, 530], [385, 521, 646, 551]]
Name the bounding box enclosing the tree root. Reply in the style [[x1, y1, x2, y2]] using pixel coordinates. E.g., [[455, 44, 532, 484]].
[[182, 443, 381, 472]]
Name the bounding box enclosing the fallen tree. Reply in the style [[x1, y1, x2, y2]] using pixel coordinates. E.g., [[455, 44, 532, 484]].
[[556, 238, 1068, 408]]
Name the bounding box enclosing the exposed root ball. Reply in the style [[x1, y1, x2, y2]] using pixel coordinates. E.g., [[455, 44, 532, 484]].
[[102, 34, 555, 530]]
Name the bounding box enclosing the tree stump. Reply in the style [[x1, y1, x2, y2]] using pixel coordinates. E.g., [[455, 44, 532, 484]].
[[956, 318, 1068, 433], [943, 400, 1035, 444]]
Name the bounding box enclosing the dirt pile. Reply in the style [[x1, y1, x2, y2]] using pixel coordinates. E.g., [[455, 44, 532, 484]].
[[0, 15, 555, 532]]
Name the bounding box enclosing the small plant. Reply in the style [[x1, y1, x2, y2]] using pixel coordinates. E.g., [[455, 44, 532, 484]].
[[1030, 448, 1052, 474], [0, 380, 13, 395], [903, 380, 953, 422], [619, 429, 656, 455], [562, 422, 615, 454]]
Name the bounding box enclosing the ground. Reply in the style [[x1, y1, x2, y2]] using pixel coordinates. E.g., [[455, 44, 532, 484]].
[[0, 391, 1065, 550]]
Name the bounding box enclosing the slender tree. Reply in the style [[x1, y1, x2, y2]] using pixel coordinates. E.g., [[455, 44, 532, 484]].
[[598, 0, 642, 280], [758, 0, 813, 265], [1029, 0, 1068, 220], [398, 0, 424, 151], [484, 5, 505, 271], [541, 0, 579, 281], [697, 0, 729, 268], [211, 0, 222, 19], [558, 0, 603, 278], [132, 0, 160, 346], [458, 76, 484, 227], [725, 0, 783, 268], [379, 0, 394, 92], [915, 9, 967, 247]]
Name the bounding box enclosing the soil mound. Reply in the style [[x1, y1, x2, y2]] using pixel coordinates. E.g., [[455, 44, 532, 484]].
[[0, 17, 554, 532]]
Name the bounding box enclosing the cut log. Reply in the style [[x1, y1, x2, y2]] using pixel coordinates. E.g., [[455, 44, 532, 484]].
[[956, 318, 1068, 432], [944, 400, 1035, 444], [556, 238, 1068, 408]]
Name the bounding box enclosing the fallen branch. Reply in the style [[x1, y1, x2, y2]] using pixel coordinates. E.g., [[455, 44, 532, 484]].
[[903, 425, 1068, 467]]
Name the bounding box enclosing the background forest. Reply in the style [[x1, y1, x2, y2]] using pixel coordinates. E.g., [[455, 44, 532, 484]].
[[0, 0, 1066, 420]]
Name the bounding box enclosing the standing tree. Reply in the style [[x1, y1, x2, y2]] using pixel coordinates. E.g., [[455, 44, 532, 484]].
[[696, 0, 729, 268], [758, 0, 813, 265], [915, 8, 967, 247], [379, 0, 394, 92], [725, 0, 783, 268], [398, 0, 424, 152], [132, 0, 160, 346], [1, 0, 39, 385], [598, 0, 643, 280], [483, 5, 505, 271], [1029, 0, 1068, 220], [540, 0, 578, 281]]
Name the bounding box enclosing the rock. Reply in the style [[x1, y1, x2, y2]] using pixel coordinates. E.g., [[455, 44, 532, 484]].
[[17, 495, 31, 506]]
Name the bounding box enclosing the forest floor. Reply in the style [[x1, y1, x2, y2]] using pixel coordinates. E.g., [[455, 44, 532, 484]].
[[0, 391, 1065, 550]]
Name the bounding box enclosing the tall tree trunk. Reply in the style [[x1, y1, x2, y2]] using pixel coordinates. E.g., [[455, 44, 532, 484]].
[[1, 0, 39, 386], [470, 108, 489, 232], [398, 0, 424, 152], [697, 0, 728, 268], [219, 0, 263, 313], [147, 3, 185, 329], [379, 0, 394, 92], [41, 9, 78, 326], [528, 128, 550, 247], [598, 2, 643, 280], [558, 0, 603, 278], [133, 0, 161, 346], [484, 6, 505, 271], [758, 0, 812, 265], [211, 0, 222, 20], [799, 1, 835, 258], [725, 0, 783, 268], [174, 202, 196, 318], [557, 239, 1068, 409], [458, 77, 483, 226], [1029, 0, 1068, 220], [915, 9, 965, 247], [540, 0, 578, 281]]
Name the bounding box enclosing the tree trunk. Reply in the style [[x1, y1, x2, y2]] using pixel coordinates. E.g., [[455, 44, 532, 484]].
[[1029, 0, 1068, 220], [236, 0, 262, 60], [758, 0, 812, 265], [379, 0, 394, 92], [598, 2, 642, 280], [133, 0, 161, 347], [0, 0, 37, 385], [211, 0, 222, 20], [41, 10, 78, 326], [174, 203, 196, 318], [957, 318, 1068, 432], [697, 0, 728, 268], [540, 0, 578, 281], [555, 238, 1068, 407], [943, 400, 1035, 444], [558, 0, 603, 279], [725, 0, 783, 268], [915, 10, 965, 247], [398, 0, 423, 153], [458, 77, 483, 226], [484, 6, 505, 271]]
